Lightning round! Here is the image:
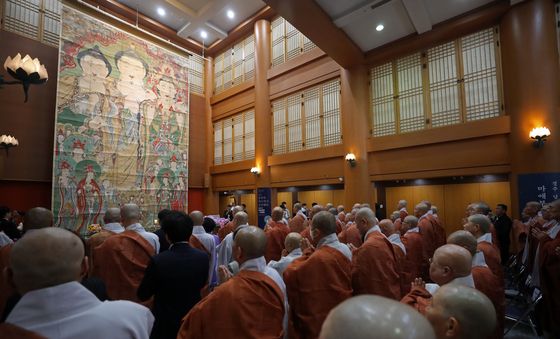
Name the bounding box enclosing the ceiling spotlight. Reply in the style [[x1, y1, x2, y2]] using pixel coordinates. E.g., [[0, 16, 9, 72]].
[[200, 30, 208, 39], [376, 24, 384, 32], [227, 10, 235, 19], [157, 7, 166, 16]]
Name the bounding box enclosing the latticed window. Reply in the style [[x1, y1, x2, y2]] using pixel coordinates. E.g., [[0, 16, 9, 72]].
[[213, 34, 255, 94], [213, 110, 255, 165], [188, 53, 205, 95], [272, 79, 341, 154], [370, 27, 502, 136], [271, 17, 316, 67], [2, 0, 61, 47]]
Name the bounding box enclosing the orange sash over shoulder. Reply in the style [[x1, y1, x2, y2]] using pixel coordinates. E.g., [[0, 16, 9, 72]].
[[91, 230, 155, 303], [178, 270, 285, 339]]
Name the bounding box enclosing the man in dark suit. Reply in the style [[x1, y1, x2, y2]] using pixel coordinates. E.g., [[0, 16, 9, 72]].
[[493, 203, 513, 265], [0, 206, 21, 241], [138, 211, 209, 339]]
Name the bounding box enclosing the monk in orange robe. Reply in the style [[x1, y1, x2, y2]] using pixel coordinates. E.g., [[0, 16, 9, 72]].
[[288, 203, 307, 233], [92, 230, 155, 303], [178, 226, 285, 339], [447, 230, 505, 339], [338, 223, 362, 248], [401, 215, 427, 283], [415, 203, 437, 260], [85, 208, 123, 276], [401, 244, 475, 314], [335, 212, 345, 234], [264, 207, 291, 262], [0, 207, 53, 316], [283, 211, 352, 339], [424, 203, 446, 249], [351, 209, 401, 300], [218, 205, 243, 241], [379, 218, 409, 295], [463, 214, 502, 281]]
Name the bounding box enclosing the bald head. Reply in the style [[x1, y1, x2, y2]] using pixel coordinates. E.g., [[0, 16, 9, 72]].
[[10, 228, 84, 294], [233, 226, 267, 262], [378, 219, 395, 237], [312, 211, 337, 236], [103, 207, 121, 224], [285, 232, 303, 253], [403, 215, 418, 231], [232, 205, 244, 214], [310, 204, 324, 218], [320, 295, 435, 339], [355, 207, 377, 236], [427, 285, 496, 339], [23, 207, 53, 231], [430, 244, 472, 285], [189, 210, 204, 226], [121, 204, 141, 226], [447, 230, 477, 256], [233, 211, 249, 227], [397, 200, 407, 209], [272, 207, 284, 222], [465, 214, 491, 236], [414, 203, 429, 218], [336, 205, 345, 213]]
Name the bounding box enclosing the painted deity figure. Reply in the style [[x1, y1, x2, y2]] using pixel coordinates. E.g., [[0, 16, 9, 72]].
[[148, 76, 182, 155], [56, 161, 78, 230], [156, 172, 173, 211], [76, 165, 102, 234]]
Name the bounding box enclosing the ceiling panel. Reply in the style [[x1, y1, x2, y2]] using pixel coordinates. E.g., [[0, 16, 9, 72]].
[[315, 0, 369, 19], [207, 0, 265, 33], [422, 0, 495, 25], [340, 0, 415, 52], [116, 0, 189, 31]]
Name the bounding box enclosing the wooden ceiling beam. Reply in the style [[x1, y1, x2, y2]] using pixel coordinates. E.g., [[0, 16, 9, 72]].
[[262, 0, 365, 68]]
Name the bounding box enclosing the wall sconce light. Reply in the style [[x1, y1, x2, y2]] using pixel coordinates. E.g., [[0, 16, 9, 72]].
[[1, 53, 48, 103], [250, 166, 261, 176], [529, 127, 550, 148], [345, 153, 356, 167], [0, 134, 19, 155]]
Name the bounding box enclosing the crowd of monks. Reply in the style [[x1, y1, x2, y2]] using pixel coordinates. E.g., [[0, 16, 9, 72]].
[[0, 197, 559, 339]]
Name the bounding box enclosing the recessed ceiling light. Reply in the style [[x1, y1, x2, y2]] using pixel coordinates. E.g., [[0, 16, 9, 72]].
[[227, 10, 235, 19], [376, 24, 384, 32], [200, 30, 208, 39], [157, 7, 166, 16]]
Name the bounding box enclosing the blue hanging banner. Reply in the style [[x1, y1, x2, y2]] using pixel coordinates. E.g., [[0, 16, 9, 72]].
[[518, 173, 560, 212], [257, 188, 272, 229]]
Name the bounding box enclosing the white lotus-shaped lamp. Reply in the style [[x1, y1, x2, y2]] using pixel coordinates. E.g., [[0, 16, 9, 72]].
[[1, 53, 48, 102], [529, 127, 550, 148], [0, 134, 19, 155]]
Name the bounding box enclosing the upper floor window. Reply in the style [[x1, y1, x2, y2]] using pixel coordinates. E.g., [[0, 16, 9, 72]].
[[213, 34, 255, 94], [271, 16, 316, 67], [370, 27, 502, 137]]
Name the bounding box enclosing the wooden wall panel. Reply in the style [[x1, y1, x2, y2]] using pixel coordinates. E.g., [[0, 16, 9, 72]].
[[333, 190, 345, 208], [212, 171, 255, 190], [239, 193, 256, 226], [0, 30, 57, 182], [443, 183, 480, 233], [270, 158, 344, 185], [212, 87, 255, 120], [296, 190, 344, 207], [386, 186, 415, 214], [369, 135, 509, 179], [188, 94, 207, 187], [386, 181, 511, 236], [277, 192, 293, 211], [479, 182, 511, 214], [268, 56, 340, 99]]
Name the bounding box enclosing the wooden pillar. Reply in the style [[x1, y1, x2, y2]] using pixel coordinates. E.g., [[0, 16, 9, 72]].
[[500, 0, 560, 218], [203, 56, 219, 214], [341, 65, 372, 207], [253, 19, 272, 225]]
